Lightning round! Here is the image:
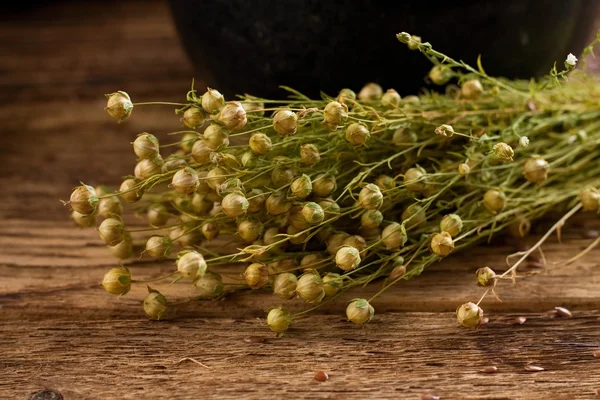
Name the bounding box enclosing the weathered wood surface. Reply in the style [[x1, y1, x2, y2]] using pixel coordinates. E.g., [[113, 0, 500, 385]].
[[1, 1, 600, 399]]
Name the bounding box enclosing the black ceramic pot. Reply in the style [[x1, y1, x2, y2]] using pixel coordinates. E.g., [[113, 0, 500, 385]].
[[168, 0, 599, 98]]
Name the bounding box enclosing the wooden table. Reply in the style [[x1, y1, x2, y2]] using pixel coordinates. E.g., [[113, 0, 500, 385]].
[[1, 1, 599, 399]]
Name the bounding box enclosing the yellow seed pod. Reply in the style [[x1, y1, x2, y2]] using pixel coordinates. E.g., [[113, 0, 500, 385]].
[[335, 246, 361, 271], [273, 109, 298, 136], [201, 222, 219, 240], [201, 87, 225, 114], [171, 167, 200, 196], [273, 273, 298, 299], [318, 198, 340, 220], [430, 231, 454, 257], [361, 209, 383, 229], [244, 262, 269, 289], [336, 88, 356, 105], [221, 193, 249, 218], [300, 254, 326, 271], [346, 298, 374, 325], [271, 167, 295, 188], [266, 192, 292, 215], [458, 163, 471, 176], [323, 273, 343, 296], [345, 122, 371, 146], [203, 123, 230, 150], [267, 307, 292, 334], [435, 124, 454, 137], [476, 267, 496, 287], [182, 106, 205, 128], [217, 101, 247, 131], [101, 267, 131, 295], [523, 155, 549, 183], [381, 223, 407, 249], [71, 210, 97, 228], [381, 89, 401, 108], [300, 144, 320, 165], [461, 79, 483, 99], [483, 189, 506, 213], [108, 234, 133, 259], [145, 235, 172, 258], [302, 202, 325, 225], [296, 272, 325, 303], [326, 232, 351, 255], [428, 65, 453, 85], [194, 271, 224, 298], [358, 82, 383, 100], [579, 188, 600, 212], [176, 250, 207, 280], [105, 91, 133, 122], [403, 167, 426, 192], [70, 184, 99, 215], [134, 156, 163, 180], [358, 184, 383, 210], [456, 302, 483, 328], [493, 142, 514, 162], [237, 218, 264, 243], [440, 214, 463, 237], [401, 204, 427, 229], [343, 235, 367, 258], [249, 132, 272, 155], [322, 101, 348, 131], [143, 288, 168, 320], [206, 167, 227, 189], [291, 174, 313, 199], [392, 127, 418, 147], [98, 217, 125, 246], [132, 133, 160, 160]]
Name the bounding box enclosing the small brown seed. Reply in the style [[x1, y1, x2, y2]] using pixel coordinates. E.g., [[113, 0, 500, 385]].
[[554, 306, 572, 318], [420, 394, 440, 400], [243, 336, 267, 344], [314, 371, 329, 382], [545, 309, 559, 318], [592, 350, 600, 358], [480, 366, 498, 373], [511, 317, 527, 325], [524, 365, 544, 372], [481, 317, 490, 325]]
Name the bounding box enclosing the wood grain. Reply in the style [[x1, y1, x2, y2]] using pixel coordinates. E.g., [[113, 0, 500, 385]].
[[2, 1, 600, 399]]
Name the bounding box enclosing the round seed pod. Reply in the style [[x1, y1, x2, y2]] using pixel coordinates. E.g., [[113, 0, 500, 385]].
[[171, 167, 200, 196], [105, 91, 133, 122], [343, 235, 367, 258], [345, 122, 370, 146], [375, 175, 395, 191], [461, 79, 483, 99], [134, 156, 163, 180], [317, 226, 335, 243], [296, 272, 325, 303], [182, 106, 205, 128], [244, 262, 269, 289], [287, 225, 309, 245], [101, 267, 131, 295], [238, 218, 263, 243], [456, 302, 484, 328], [523, 155, 549, 183], [273, 273, 298, 299], [273, 109, 298, 136], [313, 174, 337, 197], [241, 99, 265, 117], [133, 133, 160, 160], [440, 214, 463, 237], [203, 124, 230, 150], [108, 233, 133, 259], [300, 144, 320, 165], [216, 177, 244, 197], [358, 184, 383, 210], [302, 202, 324, 225], [389, 263, 406, 281], [392, 127, 418, 147], [428, 65, 453, 85], [247, 188, 267, 213], [178, 228, 203, 247], [403, 167, 426, 192], [407, 34, 421, 50], [201, 222, 219, 240], [143, 288, 168, 320], [267, 307, 292, 334], [240, 151, 256, 168], [217, 101, 247, 131], [201, 88, 225, 114], [249, 132, 272, 155], [346, 298, 374, 325], [211, 153, 241, 170], [221, 193, 249, 218], [335, 246, 361, 271], [145, 235, 172, 258], [71, 210, 96, 228], [318, 198, 340, 220], [119, 179, 142, 203], [162, 155, 187, 173], [291, 174, 313, 199], [98, 217, 125, 246], [180, 132, 199, 152], [323, 101, 348, 131], [381, 89, 401, 108], [458, 163, 471, 176], [288, 206, 310, 230], [476, 267, 496, 287], [263, 227, 287, 253], [146, 204, 170, 227], [431, 231, 454, 257], [206, 167, 227, 189], [300, 254, 326, 271], [336, 88, 356, 105], [194, 271, 224, 298], [382, 223, 407, 250], [358, 82, 383, 100], [493, 142, 514, 162], [191, 139, 212, 165], [191, 193, 213, 215], [70, 184, 99, 215], [578, 188, 600, 212], [323, 273, 343, 296], [266, 193, 292, 216], [435, 124, 454, 137], [176, 250, 207, 280], [483, 189, 507, 213], [326, 232, 350, 255], [361, 209, 383, 229], [359, 227, 381, 241], [271, 167, 295, 188], [401, 204, 427, 229]]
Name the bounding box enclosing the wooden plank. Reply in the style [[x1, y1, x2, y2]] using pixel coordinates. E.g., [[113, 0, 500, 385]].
[[1, 314, 599, 399]]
